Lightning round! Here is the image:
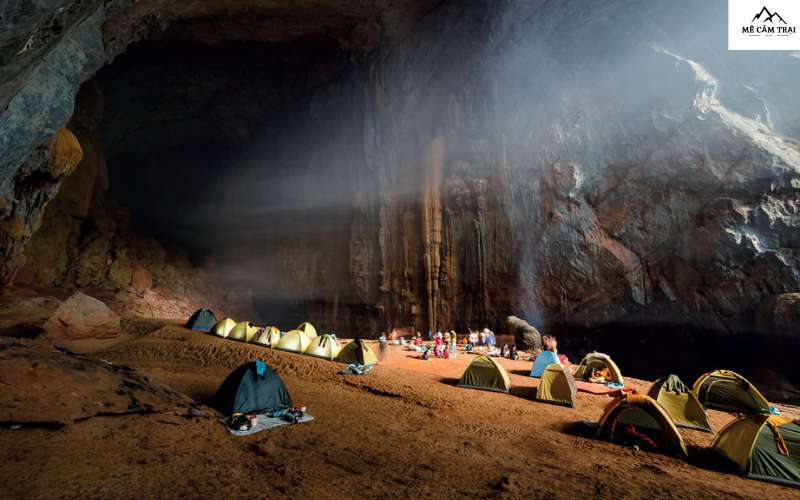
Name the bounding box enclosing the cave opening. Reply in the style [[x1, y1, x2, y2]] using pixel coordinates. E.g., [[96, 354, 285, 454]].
[[25, 34, 370, 331]]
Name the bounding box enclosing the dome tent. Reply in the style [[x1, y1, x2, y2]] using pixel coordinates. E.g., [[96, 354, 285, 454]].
[[305, 334, 342, 360], [596, 394, 687, 458], [713, 414, 800, 488], [185, 308, 217, 331], [574, 352, 624, 385], [275, 329, 313, 353], [648, 374, 711, 432], [530, 350, 559, 378], [535, 363, 576, 407], [211, 318, 237, 338], [336, 339, 378, 366], [254, 326, 281, 347], [693, 370, 770, 414], [297, 322, 317, 338], [228, 321, 259, 343], [457, 355, 511, 393], [212, 360, 292, 416]]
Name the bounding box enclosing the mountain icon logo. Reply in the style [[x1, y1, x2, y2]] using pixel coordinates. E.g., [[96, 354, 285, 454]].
[[751, 6, 788, 24]]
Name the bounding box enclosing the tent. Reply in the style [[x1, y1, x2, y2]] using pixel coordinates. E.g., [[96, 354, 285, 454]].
[[536, 363, 577, 407], [648, 374, 712, 432], [336, 339, 378, 366], [228, 321, 259, 343], [211, 317, 237, 338], [693, 370, 770, 414], [596, 394, 688, 457], [713, 414, 800, 487], [185, 308, 217, 331], [574, 352, 624, 385], [297, 322, 318, 338], [274, 329, 313, 353], [254, 326, 281, 347], [305, 334, 342, 361], [212, 360, 293, 416], [457, 355, 511, 393], [530, 351, 559, 378]]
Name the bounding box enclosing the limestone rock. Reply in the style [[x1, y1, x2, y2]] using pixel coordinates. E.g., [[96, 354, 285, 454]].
[[506, 316, 542, 351], [42, 291, 119, 340]]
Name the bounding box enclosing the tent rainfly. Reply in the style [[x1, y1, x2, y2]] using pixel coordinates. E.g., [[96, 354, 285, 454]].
[[596, 394, 688, 458], [275, 329, 313, 353], [536, 363, 577, 407], [212, 360, 293, 416], [305, 334, 342, 361], [185, 308, 217, 331], [297, 322, 318, 338], [692, 370, 771, 414], [336, 339, 378, 366], [254, 326, 281, 347], [457, 355, 511, 393], [211, 317, 237, 338], [648, 374, 711, 432], [530, 351, 559, 378], [228, 321, 259, 343], [713, 414, 800, 488]]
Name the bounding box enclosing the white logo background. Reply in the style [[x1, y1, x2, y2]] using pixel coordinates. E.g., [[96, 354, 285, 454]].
[[729, 0, 800, 50]]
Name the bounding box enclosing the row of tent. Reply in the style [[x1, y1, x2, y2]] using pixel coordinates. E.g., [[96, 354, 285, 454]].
[[457, 354, 800, 487], [186, 308, 378, 365]]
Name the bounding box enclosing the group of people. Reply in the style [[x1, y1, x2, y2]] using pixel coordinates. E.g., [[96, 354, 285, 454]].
[[405, 327, 502, 361]]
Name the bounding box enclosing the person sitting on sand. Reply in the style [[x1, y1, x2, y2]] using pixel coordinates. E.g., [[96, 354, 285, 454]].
[[444, 330, 451, 345], [414, 333, 422, 346], [479, 330, 486, 346], [422, 348, 430, 361], [509, 345, 519, 360], [542, 335, 558, 356], [500, 344, 509, 358]]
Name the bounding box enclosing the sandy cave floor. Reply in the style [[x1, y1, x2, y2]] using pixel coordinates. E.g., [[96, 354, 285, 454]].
[[1, 322, 798, 499]]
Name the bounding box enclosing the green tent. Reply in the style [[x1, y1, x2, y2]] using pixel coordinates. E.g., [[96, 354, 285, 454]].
[[212, 360, 293, 416], [536, 363, 576, 407], [336, 339, 378, 366], [457, 355, 511, 393], [185, 308, 217, 331], [648, 374, 711, 432], [693, 370, 770, 414], [596, 394, 688, 458], [714, 414, 800, 487]]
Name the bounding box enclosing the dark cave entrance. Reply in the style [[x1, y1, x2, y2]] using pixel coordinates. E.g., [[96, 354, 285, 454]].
[[94, 37, 362, 329]]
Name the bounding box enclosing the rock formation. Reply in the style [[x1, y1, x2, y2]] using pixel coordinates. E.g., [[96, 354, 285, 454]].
[[506, 316, 542, 351], [1, 1, 799, 391]]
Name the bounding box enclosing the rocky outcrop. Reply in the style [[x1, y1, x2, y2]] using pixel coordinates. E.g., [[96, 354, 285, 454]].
[[42, 291, 119, 340], [506, 316, 542, 351]]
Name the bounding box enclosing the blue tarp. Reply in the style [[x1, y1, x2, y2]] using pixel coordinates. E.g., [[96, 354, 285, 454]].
[[530, 351, 559, 377]]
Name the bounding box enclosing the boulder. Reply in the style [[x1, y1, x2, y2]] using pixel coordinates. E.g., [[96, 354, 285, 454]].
[[42, 291, 119, 340], [506, 316, 542, 351], [759, 293, 800, 337]]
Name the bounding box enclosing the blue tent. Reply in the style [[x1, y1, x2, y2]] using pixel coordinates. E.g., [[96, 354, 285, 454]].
[[530, 351, 559, 377]]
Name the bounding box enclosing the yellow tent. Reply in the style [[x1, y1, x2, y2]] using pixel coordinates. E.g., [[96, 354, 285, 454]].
[[254, 326, 281, 347], [536, 363, 577, 407], [228, 321, 259, 343], [304, 334, 342, 360], [648, 374, 711, 432], [211, 318, 236, 338], [336, 339, 378, 366], [597, 394, 688, 457], [574, 352, 624, 385], [275, 329, 313, 353], [457, 355, 511, 393], [297, 322, 317, 338]]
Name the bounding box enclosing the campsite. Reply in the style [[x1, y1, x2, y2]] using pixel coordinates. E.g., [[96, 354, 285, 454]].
[[2, 0, 800, 497], [1, 316, 798, 498]]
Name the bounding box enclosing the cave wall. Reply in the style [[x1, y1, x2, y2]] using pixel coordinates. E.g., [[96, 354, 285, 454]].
[[1, 0, 800, 360]]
